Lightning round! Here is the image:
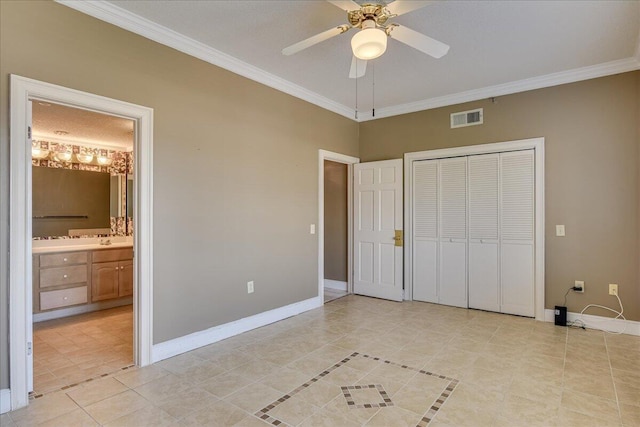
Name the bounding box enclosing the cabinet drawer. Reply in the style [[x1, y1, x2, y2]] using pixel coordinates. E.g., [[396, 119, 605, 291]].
[[92, 248, 133, 263], [40, 251, 88, 268], [40, 265, 87, 288], [40, 286, 88, 310]]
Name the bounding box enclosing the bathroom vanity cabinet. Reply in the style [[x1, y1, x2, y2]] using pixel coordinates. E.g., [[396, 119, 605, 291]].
[[91, 248, 134, 301], [33, 246, 133, 314]]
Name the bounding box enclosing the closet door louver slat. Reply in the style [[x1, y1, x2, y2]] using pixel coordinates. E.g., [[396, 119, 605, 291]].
[[469, 154, 499, 240], [501, 151, 534, 241], [413, 161, 438, 239], [439, 158, 467, 240]]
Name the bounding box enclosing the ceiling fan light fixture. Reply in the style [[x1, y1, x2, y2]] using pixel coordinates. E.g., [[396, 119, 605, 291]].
[[351, 27, 387, 60]]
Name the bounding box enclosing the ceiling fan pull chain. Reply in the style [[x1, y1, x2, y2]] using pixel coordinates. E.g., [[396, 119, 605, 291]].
[[355, 60, 358, 120], [372, 61, 375, 118]]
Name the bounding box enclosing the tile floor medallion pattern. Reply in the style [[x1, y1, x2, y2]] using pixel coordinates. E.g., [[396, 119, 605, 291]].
[[255, 352, 458, 426], [5, 295, 640, 426]]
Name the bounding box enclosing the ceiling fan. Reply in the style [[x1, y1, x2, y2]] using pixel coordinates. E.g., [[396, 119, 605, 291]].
[[282, 0, 450, 79]]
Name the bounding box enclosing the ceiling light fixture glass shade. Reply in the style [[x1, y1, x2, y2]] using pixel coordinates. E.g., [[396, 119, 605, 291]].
[[76, 153, 94, 164], [31, 147, 50, 159], [351, 26, 387, 60]]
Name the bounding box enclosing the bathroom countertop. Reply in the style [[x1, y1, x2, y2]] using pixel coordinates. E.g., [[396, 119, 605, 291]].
[[32, 238, 133, 254]]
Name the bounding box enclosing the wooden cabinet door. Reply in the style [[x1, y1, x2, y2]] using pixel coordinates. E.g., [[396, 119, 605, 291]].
[[92, 261, 119, 301], [119, 260, 134, 297]]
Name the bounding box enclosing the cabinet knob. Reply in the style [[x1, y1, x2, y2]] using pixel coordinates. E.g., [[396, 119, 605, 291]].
[[63, 258, 68, 262], [63, 274, 68, 278], [63, 297, 68, 300]]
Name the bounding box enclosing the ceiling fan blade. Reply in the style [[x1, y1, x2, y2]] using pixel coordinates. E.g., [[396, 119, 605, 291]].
[[282, 25, 350, 56], [385, 1, 434, 17], [388, 24, 449, 58], [327, 0, 361, 12], [349, 56, 367, 79]]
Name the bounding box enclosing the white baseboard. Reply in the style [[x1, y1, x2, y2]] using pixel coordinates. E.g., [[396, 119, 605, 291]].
[[152, 296, 322, 363], [324, 280, 347, 291], [0, 389, 11, 414], [544, 309, 640, 336], [33, 298, 133, 323]]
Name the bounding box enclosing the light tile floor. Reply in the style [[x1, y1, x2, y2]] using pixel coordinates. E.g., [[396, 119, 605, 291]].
[[32, 305, 134, 396], [5, 296, 640, 426]]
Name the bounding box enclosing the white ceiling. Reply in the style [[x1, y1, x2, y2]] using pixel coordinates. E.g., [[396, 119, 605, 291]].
[[60, 0, 640, 121], [32, 101, 134, 150]]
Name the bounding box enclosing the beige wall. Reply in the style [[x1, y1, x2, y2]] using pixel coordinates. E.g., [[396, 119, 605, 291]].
[[0, 0, 358, 388], [360, 71, 640, 321], [324, 161, 348, 282]]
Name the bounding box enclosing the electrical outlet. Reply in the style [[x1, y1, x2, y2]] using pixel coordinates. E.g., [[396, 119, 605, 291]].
[[574, 280, 584, 293], [608, 284, 618, 296], [247, 281, 254, 294]]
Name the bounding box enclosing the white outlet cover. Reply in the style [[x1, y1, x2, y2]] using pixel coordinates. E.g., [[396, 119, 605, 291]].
[[310, 224, 316, 234], [556, 225, 566, 236]]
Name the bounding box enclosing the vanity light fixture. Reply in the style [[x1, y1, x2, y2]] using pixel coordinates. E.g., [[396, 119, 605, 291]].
[[31, 147, 50, 159], [76, 153, 94, 164], [54, 150, 73, 162], [96, 155, 113, 166]]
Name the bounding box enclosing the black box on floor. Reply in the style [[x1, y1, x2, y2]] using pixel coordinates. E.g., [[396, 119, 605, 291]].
[[554, 305, 567, 326]]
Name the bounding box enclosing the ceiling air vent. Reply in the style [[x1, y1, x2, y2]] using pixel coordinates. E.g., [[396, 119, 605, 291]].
[[450, 108, 483, 129]]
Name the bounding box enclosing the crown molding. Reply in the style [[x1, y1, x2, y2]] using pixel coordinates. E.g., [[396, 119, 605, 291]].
[[357, 57, 640, 121], [55, 0, 355, 120], [58, 1, 639, 124]]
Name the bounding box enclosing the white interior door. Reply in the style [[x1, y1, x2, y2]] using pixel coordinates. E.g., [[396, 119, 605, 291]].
[[353, 159, 403, 301]]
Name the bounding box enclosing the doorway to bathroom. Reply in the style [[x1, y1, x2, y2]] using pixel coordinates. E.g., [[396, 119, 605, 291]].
[[30, 101, 135, 396], [9, 75, 153, 410]]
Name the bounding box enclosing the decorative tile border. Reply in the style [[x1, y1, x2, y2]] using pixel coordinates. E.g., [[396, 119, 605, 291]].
[[254, 352, 458, 426], [341, 384, 393, 409], [29, 363, 136, 400]]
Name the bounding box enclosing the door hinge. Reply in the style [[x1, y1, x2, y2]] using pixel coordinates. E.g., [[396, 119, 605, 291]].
[[27, 341, 32, 356], [27, 126, 32, 140]]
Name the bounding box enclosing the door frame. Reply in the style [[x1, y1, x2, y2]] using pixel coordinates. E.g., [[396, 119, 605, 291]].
[[9, 75, 154, 410], [318, 150, 359, 303], [404, 137, 545, 319]]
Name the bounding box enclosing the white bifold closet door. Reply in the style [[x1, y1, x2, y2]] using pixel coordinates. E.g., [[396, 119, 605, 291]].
[[412, 160, 438, 303], [412, 149, 535, 317], [500, 150, 535, 317], [438, 157, 468, 308], [468, 154, 500, 312], [412, 157, 468, 308]]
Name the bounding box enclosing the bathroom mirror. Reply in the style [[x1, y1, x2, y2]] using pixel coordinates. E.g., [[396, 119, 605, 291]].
[[32, 166, 110, 237]]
